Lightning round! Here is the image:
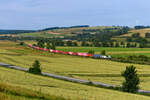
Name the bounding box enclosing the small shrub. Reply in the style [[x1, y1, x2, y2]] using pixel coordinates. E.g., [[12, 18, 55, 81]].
[[33, 44, 37, 46], [121, 65, 140, 93], [88, 50, 95, 54], [29, 60, 41, 74], [101, 50, 106, 55], [0, 83, 8, 92], [138, 55, 148, 61], [19, 42, 24, 45]]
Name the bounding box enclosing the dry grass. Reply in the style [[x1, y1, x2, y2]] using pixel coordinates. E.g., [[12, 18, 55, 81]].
[[119, 28, 150, 38], [1, 67, 150, 100]]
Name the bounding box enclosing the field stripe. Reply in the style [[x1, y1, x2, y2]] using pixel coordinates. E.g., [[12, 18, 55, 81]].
[[0, 62, 150, 94]]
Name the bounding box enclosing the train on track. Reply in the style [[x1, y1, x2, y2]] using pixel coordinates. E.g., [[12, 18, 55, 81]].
[[28, 44, 112, 59]]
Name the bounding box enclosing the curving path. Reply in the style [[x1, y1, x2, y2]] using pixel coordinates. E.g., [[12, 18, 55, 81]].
[[0, 62, 150, 94]]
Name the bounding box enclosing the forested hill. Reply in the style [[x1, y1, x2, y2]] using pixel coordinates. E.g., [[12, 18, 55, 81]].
[[0, 25, 89, 34], [0, 30, 36, 34], [39, 25, 89, 31]]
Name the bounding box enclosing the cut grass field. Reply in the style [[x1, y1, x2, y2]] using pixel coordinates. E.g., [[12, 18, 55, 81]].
[[1, 41, 150, 92], [1, 67, 150, 100]]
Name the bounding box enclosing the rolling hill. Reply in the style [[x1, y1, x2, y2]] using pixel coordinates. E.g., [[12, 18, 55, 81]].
[[16, 26, 122, 38], [0, 30, 36, 34], [116, 28, 150, 38]]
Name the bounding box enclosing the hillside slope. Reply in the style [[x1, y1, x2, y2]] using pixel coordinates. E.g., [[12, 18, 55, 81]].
[[16, 26, 121, 38], [1, 66, 150, 100], [0, 82, 65, 100], [114, 28, 150, 38]]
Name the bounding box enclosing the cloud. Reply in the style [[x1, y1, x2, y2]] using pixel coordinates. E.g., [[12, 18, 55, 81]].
[[0, 0, 150, 29]]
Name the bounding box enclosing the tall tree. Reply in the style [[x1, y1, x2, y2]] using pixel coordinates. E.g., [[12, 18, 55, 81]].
[[51, 41, 56, 50], [66, 41, 73, 46], [145, 32, 150, 38], [29, 60, 41, 74], [126, 42, 131, 48], [121, 65, 140, 93], [115, 42, 120, 47]]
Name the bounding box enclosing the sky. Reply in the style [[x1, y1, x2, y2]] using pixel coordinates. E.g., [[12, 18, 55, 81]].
[[0, 0, 150, 30]]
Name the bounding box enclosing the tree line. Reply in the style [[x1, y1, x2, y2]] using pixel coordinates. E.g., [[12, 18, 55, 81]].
[[134, 25, 150, 29], [35, 39, 141, 48]]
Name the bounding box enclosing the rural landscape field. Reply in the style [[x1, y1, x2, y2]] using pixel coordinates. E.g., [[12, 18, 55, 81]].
[[0, 36, 150, 99], [1, 0, 150, 100]]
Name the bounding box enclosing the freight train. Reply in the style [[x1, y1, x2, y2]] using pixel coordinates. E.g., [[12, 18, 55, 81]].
[[28, 44, 111, 59]]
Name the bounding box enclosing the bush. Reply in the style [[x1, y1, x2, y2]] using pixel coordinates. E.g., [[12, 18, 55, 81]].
[[51, 42, 56, 50], [29, 60, 41, 74], [131, 33, 140, 38], [138, 55, 148, 61], [19, 42, 24, 45], [121, 65, 140, 93], [33, 44, 37, 46], [88, 50, 95, 54], [101, 50, 106, 55]]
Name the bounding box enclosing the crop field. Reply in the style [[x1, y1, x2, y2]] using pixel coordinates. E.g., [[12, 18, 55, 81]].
[[1, 67, 150, 100], [57, 47, 150, 57], [1, 41, 150, 92], [18, 32, 67, 38]]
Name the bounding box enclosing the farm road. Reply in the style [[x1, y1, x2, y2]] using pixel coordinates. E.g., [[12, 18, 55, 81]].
[[0, 62, 150, 94]]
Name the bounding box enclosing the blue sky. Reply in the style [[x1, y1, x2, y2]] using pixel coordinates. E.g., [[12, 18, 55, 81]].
[[0, 0, 150, 30]]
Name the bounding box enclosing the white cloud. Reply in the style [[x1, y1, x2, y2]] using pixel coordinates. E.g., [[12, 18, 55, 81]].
[[0, 0, 150, 29]]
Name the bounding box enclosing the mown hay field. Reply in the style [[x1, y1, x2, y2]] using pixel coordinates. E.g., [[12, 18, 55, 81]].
[[1, 67, 150, 100], [1, 41, 150, 91]]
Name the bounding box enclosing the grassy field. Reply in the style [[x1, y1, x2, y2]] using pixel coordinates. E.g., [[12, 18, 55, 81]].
[[0, 82, 66, 100], [18, 32, 67, 38], [1, 41, 150, 92], [0, 92, 38, 100], [1, 67, 150, 100], [57, 47, 150, 57]]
